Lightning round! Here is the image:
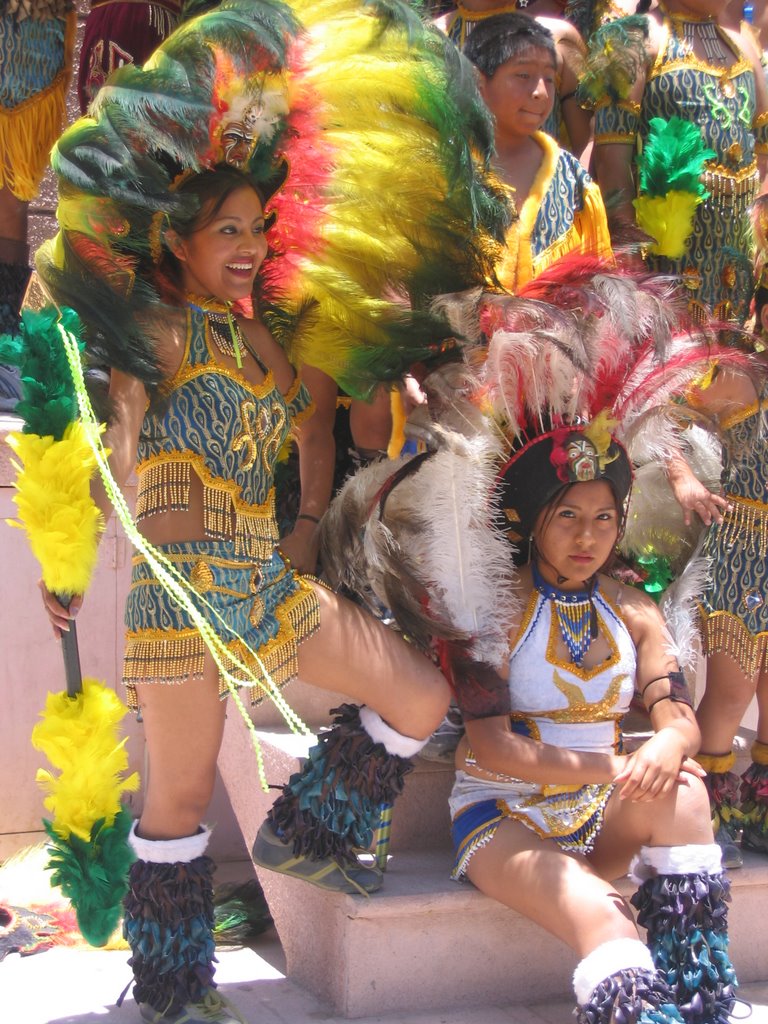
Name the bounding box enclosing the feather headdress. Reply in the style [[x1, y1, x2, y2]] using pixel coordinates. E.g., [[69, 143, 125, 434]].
[[36, 0, 510, 403], [319, 253, 765, 711]]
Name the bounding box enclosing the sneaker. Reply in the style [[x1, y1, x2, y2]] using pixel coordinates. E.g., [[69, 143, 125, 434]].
[[420, 706, 465, 763], [138, 991, 246, 1022], [251, 820, 383, 896]]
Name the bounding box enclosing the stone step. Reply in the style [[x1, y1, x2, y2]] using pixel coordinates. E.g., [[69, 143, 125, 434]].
[[217, 712, 767, 1020], [254, 847, 768, 1020]]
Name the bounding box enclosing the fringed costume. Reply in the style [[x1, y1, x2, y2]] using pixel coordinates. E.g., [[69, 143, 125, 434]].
[[124, 301, 319, 707], [697, 391, 768, 678], [496, 131, 612, 292], [692, 386, 768, 853], [0, 0, 75, 204], [5, 5, 511, 1014], [450, 580, 635, 875], [591, 11, 768, 327]]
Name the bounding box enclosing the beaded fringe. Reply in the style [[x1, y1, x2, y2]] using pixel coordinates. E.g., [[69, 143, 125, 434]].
[[700, 610, 768, 679], [717, 494, 768, 558], [124, 582, 320, 709], [136, 459, 278, 560]]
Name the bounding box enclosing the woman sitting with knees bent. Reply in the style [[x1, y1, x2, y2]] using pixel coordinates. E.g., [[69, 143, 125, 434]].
[[449, 424, 737, 1024]]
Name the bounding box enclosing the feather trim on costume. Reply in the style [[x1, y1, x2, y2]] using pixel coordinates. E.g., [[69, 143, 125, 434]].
[[659, 551, 711, 675]]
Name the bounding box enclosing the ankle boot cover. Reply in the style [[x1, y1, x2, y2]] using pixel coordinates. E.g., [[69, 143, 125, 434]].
[[740, 740, 768, 853], [574, 938, 683, 1024], [630, 845, 736, 1024], [123, 825, 217, 1015], [267, 703, 422, 864], [696, 753, 743, 841]]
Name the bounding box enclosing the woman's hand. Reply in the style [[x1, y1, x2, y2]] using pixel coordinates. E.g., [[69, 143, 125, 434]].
[[39, 581, 83, 640], [612, 730, 700, 801], [280, 519, 320, 575], [665, 454, 729, 527]]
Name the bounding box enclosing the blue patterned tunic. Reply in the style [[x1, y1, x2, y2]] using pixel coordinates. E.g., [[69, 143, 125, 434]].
[[124, 305, 319, 706], [698, 393, 768, 676], [595, 14, 768, 326]]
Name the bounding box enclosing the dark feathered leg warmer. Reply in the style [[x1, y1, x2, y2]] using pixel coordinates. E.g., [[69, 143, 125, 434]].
[[740, 740, 768, 855], [630, 845, 737, 1024], [574, 939, 684, 1024], [253, 703, 423, 894], [122, 825, 244, 1023]]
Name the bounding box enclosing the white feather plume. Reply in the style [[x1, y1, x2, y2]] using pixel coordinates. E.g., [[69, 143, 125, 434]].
[[659, 550, 710, 673]]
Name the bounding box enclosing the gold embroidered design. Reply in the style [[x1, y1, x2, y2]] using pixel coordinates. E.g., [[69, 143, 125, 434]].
[[189, 560, 214, 593]]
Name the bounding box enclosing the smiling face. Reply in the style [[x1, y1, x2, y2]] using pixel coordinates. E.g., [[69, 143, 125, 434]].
[[479, 45, 557, 141], [532, 481, 620, 589], [169, 185, 268, 303]]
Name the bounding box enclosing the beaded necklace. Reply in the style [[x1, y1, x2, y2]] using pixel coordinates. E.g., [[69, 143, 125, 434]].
[[666, 7, 729, 63], [531, 561, 598, 665], [186, 295, 246, 369]]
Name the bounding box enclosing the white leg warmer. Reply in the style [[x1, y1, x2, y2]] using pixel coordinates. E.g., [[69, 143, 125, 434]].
[[629, 843, 723, 884], [573, 938, 655, 1006], [359, 705, 428, 758], [128, 821, 211, 864]]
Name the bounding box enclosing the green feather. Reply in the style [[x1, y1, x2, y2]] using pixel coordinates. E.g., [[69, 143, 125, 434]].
[[579, 15, 649, 104], [43, 807, 135, 948], [638, 117, 716, 199], [0, 308, 82, 439]]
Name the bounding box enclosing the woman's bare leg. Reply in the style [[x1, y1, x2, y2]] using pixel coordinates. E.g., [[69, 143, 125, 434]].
[[134, 654, 227, 840], [466, 819, 639, 958], [588, 773, 713, 882], [696, 652, 757, 756], [297, 581, 451, 739]]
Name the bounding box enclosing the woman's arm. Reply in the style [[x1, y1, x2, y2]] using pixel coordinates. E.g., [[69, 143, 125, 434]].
[[558, 28, 592, 161], [40, 367, 147, 635], [280, 364, 338, 574], [613, 585, 704, 801], [463, 715, 624, 787]]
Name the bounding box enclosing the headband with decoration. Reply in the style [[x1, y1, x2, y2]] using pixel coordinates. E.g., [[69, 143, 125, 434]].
[[497, 422, 633, 545]]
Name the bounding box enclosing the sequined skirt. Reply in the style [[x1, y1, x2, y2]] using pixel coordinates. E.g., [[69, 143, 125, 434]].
[[449, 776, 614, 879], [123, 540, 320, 708], [698, 494, 768, 677]]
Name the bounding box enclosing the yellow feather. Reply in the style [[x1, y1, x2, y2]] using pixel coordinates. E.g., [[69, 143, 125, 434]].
[[633, 191, 701, 259], [31, 678, 140, 842], [6, 421, 106, 597]]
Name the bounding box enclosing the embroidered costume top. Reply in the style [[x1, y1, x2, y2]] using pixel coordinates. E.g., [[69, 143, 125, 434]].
[[697, 391, 768, 676], [497, 132, 612, 292], [449, 582, 635, 867], [135, 304, 313, 560], [124, 303, 320, 706], [594, 13, 768, 326]]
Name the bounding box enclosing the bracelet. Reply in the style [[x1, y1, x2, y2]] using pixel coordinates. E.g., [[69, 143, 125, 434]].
[[639, 674, 670, 697], [296, 513, 321, 524]]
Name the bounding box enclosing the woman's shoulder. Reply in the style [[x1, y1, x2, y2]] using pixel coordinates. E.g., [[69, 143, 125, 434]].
[[599, 573, 662, 641]]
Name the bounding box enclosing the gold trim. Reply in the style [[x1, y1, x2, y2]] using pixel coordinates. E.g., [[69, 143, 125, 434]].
[[699, 607, 768, 678]]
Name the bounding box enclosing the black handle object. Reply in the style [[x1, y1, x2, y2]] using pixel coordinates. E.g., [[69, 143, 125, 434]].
[[56, 593, 83, 698]]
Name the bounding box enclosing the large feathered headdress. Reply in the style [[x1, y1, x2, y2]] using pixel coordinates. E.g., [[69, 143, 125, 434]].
[[320, 253, 765, 709], [36, 0, 510, 402]]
